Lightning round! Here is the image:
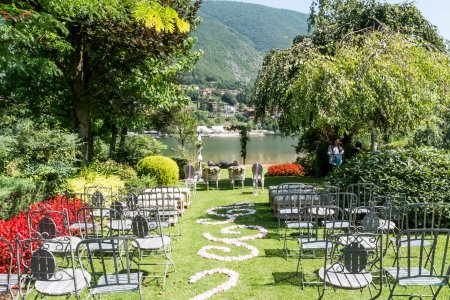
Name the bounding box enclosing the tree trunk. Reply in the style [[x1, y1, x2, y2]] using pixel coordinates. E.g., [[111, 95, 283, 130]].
[[119, 126, 128, 150], [72, 43, 92, 162], [109, 125, 117, 158], [370, 119, 378, 151]]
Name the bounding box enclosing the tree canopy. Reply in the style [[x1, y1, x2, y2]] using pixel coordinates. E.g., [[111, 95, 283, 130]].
[[0, 0, 202, 162], [251, 0, 450, 151]]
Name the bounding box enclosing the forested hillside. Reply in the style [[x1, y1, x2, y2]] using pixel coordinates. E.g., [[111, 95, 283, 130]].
[[183, 1, 309, 88]]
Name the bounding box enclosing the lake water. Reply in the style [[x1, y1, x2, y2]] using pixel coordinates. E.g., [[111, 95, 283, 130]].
[[160, 135, 299, 164]]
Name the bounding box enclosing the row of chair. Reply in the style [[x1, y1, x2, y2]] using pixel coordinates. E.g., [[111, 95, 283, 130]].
[[270, 182, 450, 299]]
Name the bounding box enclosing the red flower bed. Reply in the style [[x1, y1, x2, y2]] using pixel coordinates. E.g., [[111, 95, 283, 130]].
[[0, 195, 86, 273], [267, 163, 305, 177]]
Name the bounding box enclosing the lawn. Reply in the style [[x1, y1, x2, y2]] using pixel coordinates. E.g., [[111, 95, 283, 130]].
[[24, 173, 450, 299]]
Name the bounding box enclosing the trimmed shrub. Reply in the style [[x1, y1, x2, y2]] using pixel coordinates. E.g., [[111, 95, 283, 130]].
[[0, 176, 42, 219], [326, 147, 450, 205], [267, 163, 305, 177], [170, 156, 189, 179], [136, 156, 179, 186]]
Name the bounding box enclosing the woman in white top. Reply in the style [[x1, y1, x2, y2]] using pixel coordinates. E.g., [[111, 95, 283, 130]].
[[327, 139, 344, 166]]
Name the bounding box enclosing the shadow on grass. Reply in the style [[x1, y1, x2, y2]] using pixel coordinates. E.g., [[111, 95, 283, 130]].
[[271, 272, 302, 286], [233, 202, 279, 230], [264, 248, 285, 258]]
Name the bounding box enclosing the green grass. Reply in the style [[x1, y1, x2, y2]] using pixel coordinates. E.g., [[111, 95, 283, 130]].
[[27, 174, 450, 299]]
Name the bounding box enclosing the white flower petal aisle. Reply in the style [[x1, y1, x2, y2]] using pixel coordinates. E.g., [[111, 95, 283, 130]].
[[189, 202, 268, 299]]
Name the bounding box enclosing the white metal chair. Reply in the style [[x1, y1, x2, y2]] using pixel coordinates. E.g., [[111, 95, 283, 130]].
[[184, 164, 197, 194], [252, 162, 264, 194]]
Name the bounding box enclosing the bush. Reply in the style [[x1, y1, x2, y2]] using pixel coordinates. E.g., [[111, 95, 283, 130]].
[[67, 174, 124, 196], [0, 176, 42, 219], [124, 175, 157, 191], [114, 135, 167, 166], [0, 120, 80, 196], [136, 156, 179, 186], [79, 160, 137, 180], [326, 147, 450, 205], [170, 156, 189, 179], [267, 163, 305, 177]]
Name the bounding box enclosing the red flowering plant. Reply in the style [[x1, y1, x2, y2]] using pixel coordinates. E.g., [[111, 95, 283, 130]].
[[267, 163, 305, 177], [0, 195, 87, 273]]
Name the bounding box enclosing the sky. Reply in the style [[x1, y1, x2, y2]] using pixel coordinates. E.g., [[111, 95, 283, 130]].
[[222, 0, 450, 40]]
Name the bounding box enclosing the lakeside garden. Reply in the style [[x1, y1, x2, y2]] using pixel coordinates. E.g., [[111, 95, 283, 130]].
[[1, 0, 450, 299]]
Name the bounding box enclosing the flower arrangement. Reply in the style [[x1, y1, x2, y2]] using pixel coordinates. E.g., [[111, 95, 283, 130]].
[[0, 195, 86, 273], [267, 163, 305, 177]]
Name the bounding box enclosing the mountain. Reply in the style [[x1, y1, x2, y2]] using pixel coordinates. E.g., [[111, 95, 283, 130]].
[[183, 1, 309, 88]]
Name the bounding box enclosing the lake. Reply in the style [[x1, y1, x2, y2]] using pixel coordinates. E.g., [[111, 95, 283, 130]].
[[160, 135, 299, 164]]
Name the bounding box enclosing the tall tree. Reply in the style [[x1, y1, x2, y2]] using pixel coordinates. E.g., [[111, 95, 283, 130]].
[[0, 0, 201, 162], [252, 0, 449, 150]]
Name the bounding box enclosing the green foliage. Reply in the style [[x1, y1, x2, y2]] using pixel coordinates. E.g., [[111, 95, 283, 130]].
[[124, 175, 157, 191], [0, 176, 42, 219], [67, 174, 124, 196], [136, 155, 179, 186], [170, 156, 190, 179], [0, 120, 80, 196], [114, 135, 167, 166], [326, 147, 450, 204], [184, 1, 309, 87], [79, 160, 137, 181]]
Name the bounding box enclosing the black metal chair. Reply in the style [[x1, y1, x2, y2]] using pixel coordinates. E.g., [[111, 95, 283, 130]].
[[16, 235, 90, 300], [131, 207, 175, 289], [280, 191, 322, 258], [295, 205, 349, 289], [346, 183, 378, 215], [318, 232, 383, 299], [76, 236, 143, 300], [385, 228, 450, 299]]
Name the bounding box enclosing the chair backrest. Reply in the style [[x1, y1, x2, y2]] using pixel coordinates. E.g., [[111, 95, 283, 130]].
[[76, 236, 141, 297], [184, 164, 196, 180], [278, 192, 322, 223], [76, 207, 124, 238], [321, 192, 357, 216], [28, 208, 70, 240], [346, 183, 377, 207], [299, 205, 346, 242], [131, 207, 164, 238], [399, 202, 447, 231], [322, 232, 383, 295], [252, 162, 263, 179]]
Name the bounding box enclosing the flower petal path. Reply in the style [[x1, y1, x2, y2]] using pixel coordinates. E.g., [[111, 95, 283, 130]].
[[188, 202, 267, 300]]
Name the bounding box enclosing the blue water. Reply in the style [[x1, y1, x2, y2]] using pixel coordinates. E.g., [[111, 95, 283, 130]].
[[160, 135, 299, 164]]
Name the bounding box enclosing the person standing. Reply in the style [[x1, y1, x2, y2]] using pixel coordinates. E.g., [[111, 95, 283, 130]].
[[328, 139, 344, 167]]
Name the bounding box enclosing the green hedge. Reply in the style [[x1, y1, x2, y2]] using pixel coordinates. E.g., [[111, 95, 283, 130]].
[[170, 157, 189, 179], [326, 147, 450, 205], [0, 176, 41, 219], [136, 156, 179, 186]]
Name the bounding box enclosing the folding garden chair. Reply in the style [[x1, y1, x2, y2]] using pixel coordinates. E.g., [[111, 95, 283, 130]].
[[346, 182, 378, 215], [385, 228, 450, 299], [318, 232, 383, 299], [131, 207, 175, 289], [76, 236, 143, 300]]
